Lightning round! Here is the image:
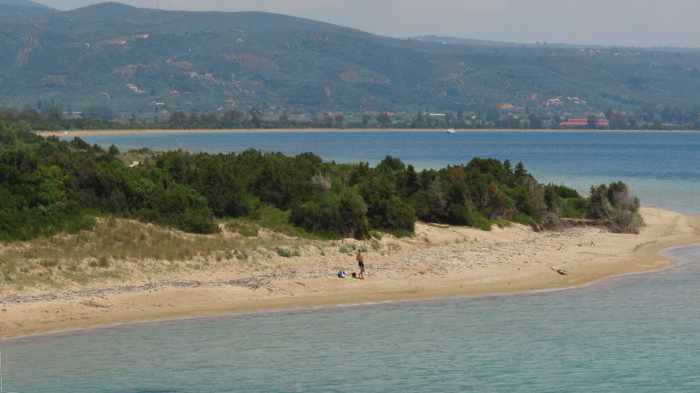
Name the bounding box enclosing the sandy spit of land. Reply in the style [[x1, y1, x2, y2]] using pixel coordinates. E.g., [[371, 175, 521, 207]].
[[37, 128, 700, 138], [1, 207, 699, 340], [38, 128, 496, 138]]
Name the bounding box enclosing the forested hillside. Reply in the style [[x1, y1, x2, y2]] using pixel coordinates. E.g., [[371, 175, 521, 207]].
[[2, 2, 700, 115]]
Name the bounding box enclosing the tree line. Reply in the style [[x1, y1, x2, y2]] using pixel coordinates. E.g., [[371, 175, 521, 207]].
[[0, 118, 643, 242], [4, 106, 700, 132]]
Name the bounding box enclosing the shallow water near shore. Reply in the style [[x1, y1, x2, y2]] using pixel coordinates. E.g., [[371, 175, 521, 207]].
[[71, 130, 700, 213], [2, 245, 700, 392]]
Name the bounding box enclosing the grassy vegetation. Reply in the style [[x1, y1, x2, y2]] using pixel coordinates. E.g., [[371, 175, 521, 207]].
[[0, 217, 318, 290], [0, 183, 644, 290], [275, 247, 301, 258], [225, 206, 331, 240]]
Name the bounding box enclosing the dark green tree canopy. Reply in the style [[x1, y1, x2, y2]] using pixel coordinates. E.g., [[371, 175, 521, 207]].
[[0, 119, 642, 241]]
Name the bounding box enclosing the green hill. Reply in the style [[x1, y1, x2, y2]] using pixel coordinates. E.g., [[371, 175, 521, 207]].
[[2, 2, 700, 114]]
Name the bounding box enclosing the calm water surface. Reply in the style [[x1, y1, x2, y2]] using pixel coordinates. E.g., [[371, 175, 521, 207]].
[[5, 130, 697, 392], [73, 130, 700, 213], [2, 246, 700, 392]]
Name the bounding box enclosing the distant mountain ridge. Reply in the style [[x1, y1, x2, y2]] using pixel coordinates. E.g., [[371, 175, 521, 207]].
[[2, 1, 700, 115], [0, 0, 51, 9], [413, 35, 541, 48], [414, 34, 700, 51]]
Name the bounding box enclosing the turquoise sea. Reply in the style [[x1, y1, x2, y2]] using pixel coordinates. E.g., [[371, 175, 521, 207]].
[[3, 130, 700, 392]]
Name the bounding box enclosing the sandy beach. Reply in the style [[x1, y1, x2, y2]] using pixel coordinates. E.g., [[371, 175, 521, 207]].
[[1, 207, 699, 340], [38, 128, 496, 138], [37, 128, 700, 138]]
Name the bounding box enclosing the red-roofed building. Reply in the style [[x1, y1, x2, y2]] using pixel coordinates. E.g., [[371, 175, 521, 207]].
[[560, 117, 609, 129]]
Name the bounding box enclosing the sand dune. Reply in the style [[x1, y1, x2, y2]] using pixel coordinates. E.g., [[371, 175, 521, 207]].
[[1, 207, 699, 340]]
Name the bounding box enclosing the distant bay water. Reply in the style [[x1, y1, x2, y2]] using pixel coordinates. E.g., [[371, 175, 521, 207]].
[[70, 130, 700, 213]]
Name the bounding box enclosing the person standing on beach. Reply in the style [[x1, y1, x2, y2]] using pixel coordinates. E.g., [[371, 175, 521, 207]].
[[356, 251, 366, 279]]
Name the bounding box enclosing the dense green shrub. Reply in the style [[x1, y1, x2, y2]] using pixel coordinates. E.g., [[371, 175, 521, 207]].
[[143, 183, 217, 234], [0, 202, 96, 241], [0, 119, 643, 241], [384, 196, 416, 234], [448, 200, 491, 229], [291, 190, 369, 239], [589, 182, 644, 233], [411, 181, 449, 223]]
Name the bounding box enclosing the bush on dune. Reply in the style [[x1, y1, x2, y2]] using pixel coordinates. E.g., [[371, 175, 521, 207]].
[[589, 182, 644, 234], [0, 119, 645, 241], [291, 189, 369, 239]]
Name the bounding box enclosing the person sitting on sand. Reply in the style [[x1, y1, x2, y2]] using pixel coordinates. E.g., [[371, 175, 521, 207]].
[[356, 251, 366, 279]]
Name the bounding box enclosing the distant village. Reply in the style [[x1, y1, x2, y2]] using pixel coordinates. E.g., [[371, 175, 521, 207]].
[[41, 94, 700, 131]]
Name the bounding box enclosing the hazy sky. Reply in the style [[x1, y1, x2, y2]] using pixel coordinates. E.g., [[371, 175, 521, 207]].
[[36, 0, 700, 47]]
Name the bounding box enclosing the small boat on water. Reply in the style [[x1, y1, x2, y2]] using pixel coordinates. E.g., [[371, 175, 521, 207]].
[[446, 128, 456, 134]]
